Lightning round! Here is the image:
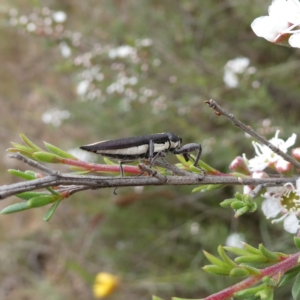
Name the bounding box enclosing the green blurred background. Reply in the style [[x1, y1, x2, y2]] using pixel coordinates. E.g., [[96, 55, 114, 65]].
[[0, 1, 299, 299]]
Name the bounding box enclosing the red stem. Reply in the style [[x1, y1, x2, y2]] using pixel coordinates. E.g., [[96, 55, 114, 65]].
[[204, 252, 300, 300], [61, 158, 142, 175]]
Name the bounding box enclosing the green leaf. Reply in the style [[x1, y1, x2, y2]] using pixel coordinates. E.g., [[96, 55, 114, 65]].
[[28, 195, 58, 208], [294, 237, 300, 250], [259, 244, 280, 261], [103, 157, 116, 165], [242, 243, 262, 255], [20, 133, 43, 151], [44, 142, 78, 159], [0, 202, 30, 214], [192, 184, 224, 193], [25, 170, 38, 177], [292, 271, 300, 300], [234, 206, 249, 217], [8, 169, 36, 180], [279, 265, 300, 287], [152, 296, 165, 300], [175, 154, 189, 165], [11, 143, 36, 154], [6, 148, 34, 158], [217, 245, 237, 268], [231, 200, 245, 210], [203, 250, 229, 268], [255, 286, 274, 300], [223, 246, 249, 256], [235, 255, 269, 264], [16, 192, 48, 200], [202, 265, 230, 276], [220, 198, 236, 208], [32, 152, 63, 163], [43, 200, 61, 221], [239, 264, 261, 275], [229, 267, 250, 277], [234, 284, 265, 298]]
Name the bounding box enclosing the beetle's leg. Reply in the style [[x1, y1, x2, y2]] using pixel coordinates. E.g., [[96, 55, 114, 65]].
[[148, 139, 154, 160], [173, 143, 202, 167], [119, 161, 125, 177], [150, 151, 166, 167], [148, 139, 167, 166]]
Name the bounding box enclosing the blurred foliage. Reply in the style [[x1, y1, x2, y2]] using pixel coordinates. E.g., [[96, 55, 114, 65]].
[[0, 0, 299, 299]]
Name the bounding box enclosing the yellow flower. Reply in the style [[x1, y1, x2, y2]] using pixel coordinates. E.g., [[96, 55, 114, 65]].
[[93, 272, 119, 298]]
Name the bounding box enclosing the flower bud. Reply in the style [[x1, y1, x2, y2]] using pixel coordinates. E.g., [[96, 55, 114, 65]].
[[292, 148, 300, 160], [229, 156, 250, 175], [274, 158, 293, 175]]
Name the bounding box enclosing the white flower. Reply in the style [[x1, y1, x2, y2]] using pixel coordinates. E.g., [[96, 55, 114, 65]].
[[251, 0, 300, 47], [77, 80, 90, 95], [244, 130, 296, 172], [41, 108, 70, 127], [108, 45, 136, 59], [261, 179, 300, 234], [223, 57, 252, 88], [59, 42, 72, 58], [225, 233, 245, 248], [52, 11, 67, 23]]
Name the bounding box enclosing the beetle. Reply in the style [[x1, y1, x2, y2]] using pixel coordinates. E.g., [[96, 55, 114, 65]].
[[80, 132, 202, 176]]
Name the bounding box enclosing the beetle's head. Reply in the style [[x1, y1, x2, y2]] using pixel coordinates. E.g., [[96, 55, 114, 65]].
[[167, 133, 182, 150]]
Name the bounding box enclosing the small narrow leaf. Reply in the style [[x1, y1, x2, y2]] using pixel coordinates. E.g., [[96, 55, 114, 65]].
[[259, 244, 280, 261], [279, 265, 300, 287], [103, 157, 116, 165], [235, 255, 269, 264], [229, 267, 250, 277], [8, 169, 36, 180], [223, 246, 249, 256], [44, 142, 78, 159], [189, 165, 204, 173], [203, 250, 229, 269], [242, 243, 262, 255], [231, 200, 245, 210], [234, 206, 249, 217], [6, 148, 34, 157], [234, 284, 265, 298], [202, 265, 230, 276], [32, 152, 63, 163], [43, 200, 61, 221], [28, 195, 58, 208], [175, 154, 189, 165], [25, 170, 38, 177], [255, 287, 273, 300], [217, 245, 237, 268], [1, 202, 30, 214], [294, 237, 300, 250], [239, 264, 261, 275], [292, 272, 300, 300], [192, 184, 224, 193], [20, 133, 43, 151], [16, 192, 48, 201], [220, 198, 236, 208], [11, 143, 36, 154]]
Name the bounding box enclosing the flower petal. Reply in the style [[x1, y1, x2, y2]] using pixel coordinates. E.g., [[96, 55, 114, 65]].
[[261, 198, 282, 218], [283, 214, 299, 234]]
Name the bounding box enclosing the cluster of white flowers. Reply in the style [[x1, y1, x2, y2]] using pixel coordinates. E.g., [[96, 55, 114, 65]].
[[223, 57, 256, 88], [41, 108, 70, 127], [242, 131, 299, 233]]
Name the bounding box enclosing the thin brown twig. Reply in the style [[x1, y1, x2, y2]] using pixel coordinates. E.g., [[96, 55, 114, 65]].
[[205, 99, 300, 170], [8, 153, 60, 176]]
